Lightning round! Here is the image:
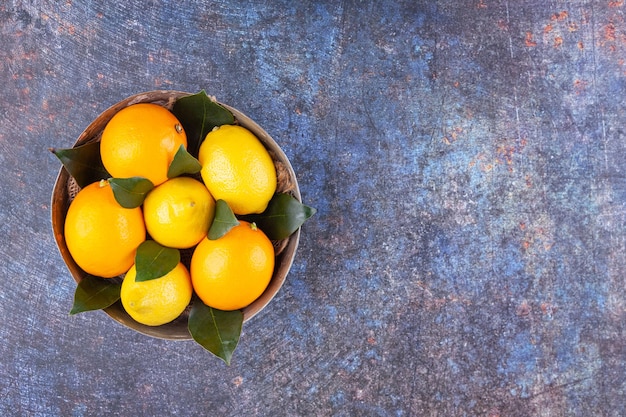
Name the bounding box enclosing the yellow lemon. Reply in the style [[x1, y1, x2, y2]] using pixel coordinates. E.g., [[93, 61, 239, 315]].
[[198, 124, 276, 215], [142, 177, 215, 249], [120, 262, 193, 326]]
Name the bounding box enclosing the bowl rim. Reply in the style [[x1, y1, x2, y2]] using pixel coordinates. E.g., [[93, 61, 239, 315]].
[[50, 90, 301, 340]]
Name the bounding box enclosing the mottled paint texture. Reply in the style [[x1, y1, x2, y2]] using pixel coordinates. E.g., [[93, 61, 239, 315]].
[[1, 1, 625, 416]]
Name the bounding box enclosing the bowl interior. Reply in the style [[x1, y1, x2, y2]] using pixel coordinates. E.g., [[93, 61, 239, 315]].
[[51, 90, 301, 340]]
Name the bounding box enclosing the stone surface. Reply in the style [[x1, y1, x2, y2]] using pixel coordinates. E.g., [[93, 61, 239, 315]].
[[1, 1, 626, 416]]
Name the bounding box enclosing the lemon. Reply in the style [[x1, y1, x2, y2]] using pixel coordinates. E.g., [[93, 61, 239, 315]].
[[121, 263, 193, 326], [143, 177, 215, 249], [198, 125, 276, 215]]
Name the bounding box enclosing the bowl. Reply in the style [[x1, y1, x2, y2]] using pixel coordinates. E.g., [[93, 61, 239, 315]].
[[51, 90, 301, 340]]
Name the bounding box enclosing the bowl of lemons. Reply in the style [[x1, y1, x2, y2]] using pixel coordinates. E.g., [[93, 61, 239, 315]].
[[51, 90, 314, 363]]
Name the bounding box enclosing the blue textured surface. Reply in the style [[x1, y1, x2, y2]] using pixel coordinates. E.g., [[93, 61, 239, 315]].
[[2, 1, 626, 415]]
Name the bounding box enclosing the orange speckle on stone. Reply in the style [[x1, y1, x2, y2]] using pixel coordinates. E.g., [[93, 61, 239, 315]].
[[525, 174, 533, 188], [578, 41, 584, 50], [516, 300, 531, 316], [609, 1, 624, 7], [554, 36, 563, 47], [551, 11, 568, 21], [442, 127, 463, 145], [525, 31, 537, 47], [544, 23, 553, 34], [604, 22, 617, 42], [540, 302, 557, 315], [574, 79, 588, 94]]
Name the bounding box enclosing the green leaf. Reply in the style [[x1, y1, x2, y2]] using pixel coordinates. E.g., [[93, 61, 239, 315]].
[[208, 200, 240, 240], [134, 240, 180, 282], [172, 90, 235, 157], [50, 142, 110, 188], [188, 298, 243, 365], [108, 177, 154, 208], [167, 145, 202, 178], [69, 275, 121, 315], [243, 193, 317, 240]]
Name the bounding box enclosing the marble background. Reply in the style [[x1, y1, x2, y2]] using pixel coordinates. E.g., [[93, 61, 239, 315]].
[[1, 1, 625, 415]]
